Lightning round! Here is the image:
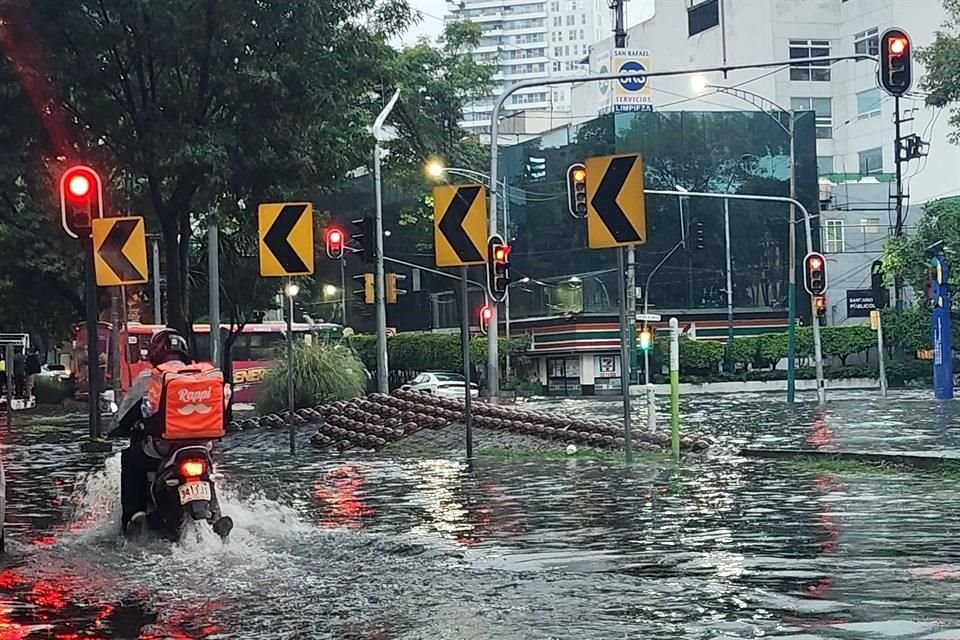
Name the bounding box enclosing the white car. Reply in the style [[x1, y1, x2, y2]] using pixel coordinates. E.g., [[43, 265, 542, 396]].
[[39, 364, 72, 381], [405, 372, 479, 398]]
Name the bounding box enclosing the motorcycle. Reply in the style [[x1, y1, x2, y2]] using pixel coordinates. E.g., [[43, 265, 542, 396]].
[[144, 440, 233, 541]]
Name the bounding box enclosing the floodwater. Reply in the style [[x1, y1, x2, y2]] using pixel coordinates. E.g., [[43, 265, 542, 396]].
[[2, 390, 960, 639]]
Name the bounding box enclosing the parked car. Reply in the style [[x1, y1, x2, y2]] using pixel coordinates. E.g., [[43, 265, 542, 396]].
[[404, 372, 479, 398], [38, 364, 72, 381]]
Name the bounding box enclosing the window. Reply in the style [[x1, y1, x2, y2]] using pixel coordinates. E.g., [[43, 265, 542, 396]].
[[790, 39, 831, 81], [857, 88, 881, 119], [552, 61, 561, 72], [817, 156, 834, 175], [554, 31, 561, 41], [825, 220, 844, 253], [553, 16, 561, 26], [573, 44, 579, 55], [579, 28, 585, 39], [569, 29, 576, 40], [581, 13, 587, 24], [791, 97, 832, 139], [564, 45, 569, 56], [550, 1, 559, 10], [688, 0, 719, 37], [860, 217, 881, 234], [854, 27, 879, 55], [554, 46, 562, 56], [859, 147, 883, 174], [566, 14, 574, 25]]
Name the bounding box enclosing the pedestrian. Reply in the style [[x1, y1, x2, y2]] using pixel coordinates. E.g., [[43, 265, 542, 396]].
[[12, 350, 25, 398], [24, 347, 41, 400]]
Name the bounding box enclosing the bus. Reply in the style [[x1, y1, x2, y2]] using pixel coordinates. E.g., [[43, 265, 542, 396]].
[[71, 321, 344, 404]]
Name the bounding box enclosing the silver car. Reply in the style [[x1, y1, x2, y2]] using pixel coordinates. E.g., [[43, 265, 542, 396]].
[[404, 372, 479, 398]]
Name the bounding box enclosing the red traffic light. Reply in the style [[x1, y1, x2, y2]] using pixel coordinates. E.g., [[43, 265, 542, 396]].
[[60, 165, 103, 239], [493, 245, 511, 263], [808, 256, 823, 271], [480, 306, 493, 321], [325, 226, 346, 259], [889, 37, 907, 55], [68, 174, 91, 198]]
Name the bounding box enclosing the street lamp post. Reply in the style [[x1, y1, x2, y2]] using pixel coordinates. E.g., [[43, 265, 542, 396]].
[[284, 282, 300, 454], [691, 79, 800, 400]]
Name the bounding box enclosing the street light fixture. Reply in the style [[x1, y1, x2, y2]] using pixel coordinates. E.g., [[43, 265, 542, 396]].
[[323, 283, 337, 297], [285, 283, 300, 298]]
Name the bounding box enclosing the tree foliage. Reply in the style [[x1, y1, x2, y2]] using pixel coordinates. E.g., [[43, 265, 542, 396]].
[[882, 197, 960, 298], [919, 0, 960, 143], [3, 0, 413, 333]]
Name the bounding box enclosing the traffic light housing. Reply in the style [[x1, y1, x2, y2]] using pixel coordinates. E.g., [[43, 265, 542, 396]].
[[879, 28, 912, 97], [814, 295, 827, 320], [566, 163, 587, 218], [694, 220, 705, 250], [487, 235, 511, 302], [803, 252, 827, 296], [386, 272, 407, 304], [479, 305, 493, 336], [871, 259, 889, 309], [353, 273, 374, 304], [351, 216, 375, 264], [638, 326, 654, 351], [60, 165, 103, 239], [325, 226, 346, 260]]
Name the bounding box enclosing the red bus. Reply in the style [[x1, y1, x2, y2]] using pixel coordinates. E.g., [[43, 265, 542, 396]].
[[71, 321, 344, 404]]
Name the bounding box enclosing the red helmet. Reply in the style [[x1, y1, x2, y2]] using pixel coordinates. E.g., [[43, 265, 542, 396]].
[[147, 328, 191, 366]]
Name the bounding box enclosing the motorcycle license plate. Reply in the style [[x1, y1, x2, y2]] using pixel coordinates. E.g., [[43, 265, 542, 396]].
[[178, 481, 211, 505]]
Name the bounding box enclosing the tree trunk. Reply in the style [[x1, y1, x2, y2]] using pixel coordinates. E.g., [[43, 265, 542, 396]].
[[162, 226, 187, 333]]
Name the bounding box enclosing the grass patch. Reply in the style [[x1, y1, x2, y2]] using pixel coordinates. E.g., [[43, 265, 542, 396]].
[[789, 455, 960, 478]]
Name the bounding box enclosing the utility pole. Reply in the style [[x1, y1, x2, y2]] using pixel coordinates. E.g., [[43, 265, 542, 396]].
[[208, 218, 221, 368], [609, 0, 637, 383], [893, 94, 905, 314]]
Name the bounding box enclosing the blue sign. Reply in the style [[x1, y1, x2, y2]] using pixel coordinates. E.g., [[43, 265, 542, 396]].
[[931, 255, 953, 400], [618, 61, 648, 92], [614, 104, 655, 113]]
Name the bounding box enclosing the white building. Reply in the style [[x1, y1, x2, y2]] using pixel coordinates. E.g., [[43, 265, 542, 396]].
[[571, 0, 956, 207], [447, 0, 612, 136]]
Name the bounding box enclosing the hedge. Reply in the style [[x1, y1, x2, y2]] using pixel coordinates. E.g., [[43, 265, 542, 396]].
[[345, 332, 530, 375]]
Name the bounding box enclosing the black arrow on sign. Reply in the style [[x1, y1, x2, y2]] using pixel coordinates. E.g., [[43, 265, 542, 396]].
[[439, 185, 483, 263], [264, 204, 309, 273], [99, 218, 144, 281], [591, 156, 643, 243]]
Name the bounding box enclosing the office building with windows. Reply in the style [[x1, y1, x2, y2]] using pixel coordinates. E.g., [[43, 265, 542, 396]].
[[446, 0, 612, 136], [566, 0, 949, 322]]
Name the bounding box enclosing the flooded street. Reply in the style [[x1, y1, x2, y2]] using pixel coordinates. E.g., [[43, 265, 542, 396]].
[[3, 390, 960, 639]]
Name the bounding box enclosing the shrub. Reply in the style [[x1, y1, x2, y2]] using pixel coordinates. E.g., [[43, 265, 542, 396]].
[[345, 332, 529, 376], [257, 342, 366, 414]]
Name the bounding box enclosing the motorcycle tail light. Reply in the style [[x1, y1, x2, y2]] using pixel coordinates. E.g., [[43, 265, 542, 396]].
[[179, 459, 206, 480]]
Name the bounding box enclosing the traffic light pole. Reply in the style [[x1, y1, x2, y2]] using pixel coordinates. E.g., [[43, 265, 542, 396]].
[[84, 238, 101, 440], [460, 266, 474, 461], [617, 247, 633, 464], [893, 94, 905, 314]]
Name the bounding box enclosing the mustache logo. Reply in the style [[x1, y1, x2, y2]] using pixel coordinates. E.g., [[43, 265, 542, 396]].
[[177, 403, 213, 416]]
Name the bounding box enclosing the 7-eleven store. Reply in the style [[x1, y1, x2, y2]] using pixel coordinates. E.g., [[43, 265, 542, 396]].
[[513, 310, 790, 396]]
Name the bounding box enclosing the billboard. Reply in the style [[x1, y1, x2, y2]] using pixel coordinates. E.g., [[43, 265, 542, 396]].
[[600, 48, 654, 114]]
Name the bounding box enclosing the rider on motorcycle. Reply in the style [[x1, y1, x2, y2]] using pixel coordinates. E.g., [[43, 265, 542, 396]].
[[113, 328, 192, 533]]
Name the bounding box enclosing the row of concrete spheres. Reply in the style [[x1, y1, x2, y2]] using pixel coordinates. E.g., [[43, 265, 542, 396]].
[[390, 388, 709, 452], [229, 388, 709, 454]]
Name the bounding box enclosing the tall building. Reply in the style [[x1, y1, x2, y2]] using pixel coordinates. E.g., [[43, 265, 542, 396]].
[[567, 0, 951, 323], [447, 0, 612, 137]]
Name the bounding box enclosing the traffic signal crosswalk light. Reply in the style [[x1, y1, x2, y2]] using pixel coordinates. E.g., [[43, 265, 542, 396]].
[[566, 163, 587, 218], [351, 216, 375, 264], [385, 272, 407, 304], [814, 295, 827, 320], [638, 326, 654, 351], [60, 165, 103, 239], [479, 305, 493, 336], [353, 273, 374, 304], [803, 252, 827, 296], [879, 29, 912, 97]]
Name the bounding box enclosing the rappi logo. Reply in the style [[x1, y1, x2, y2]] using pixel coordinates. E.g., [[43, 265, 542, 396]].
[[176, 387, 213, 415]]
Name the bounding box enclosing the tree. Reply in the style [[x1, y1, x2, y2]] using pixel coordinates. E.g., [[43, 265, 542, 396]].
[[883, 197, 960, 300], [5, 0, 413, 332], [919, 0, 960, 143]]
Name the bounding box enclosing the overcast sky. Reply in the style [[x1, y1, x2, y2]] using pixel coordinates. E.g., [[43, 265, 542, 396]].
[[394, 0, 656, 47]]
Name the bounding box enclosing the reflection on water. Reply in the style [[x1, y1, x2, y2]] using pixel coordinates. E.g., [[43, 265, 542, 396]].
[[0, 391, 959, 638]]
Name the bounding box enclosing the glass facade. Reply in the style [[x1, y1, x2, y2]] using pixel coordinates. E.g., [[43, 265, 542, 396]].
[[499, 110, 821, 320]]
